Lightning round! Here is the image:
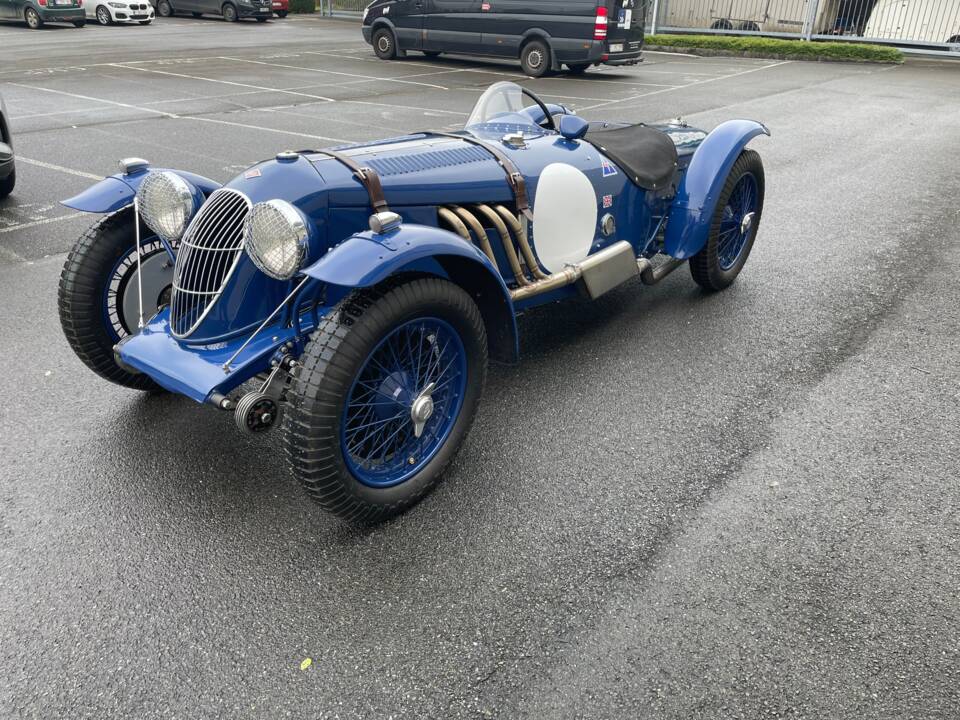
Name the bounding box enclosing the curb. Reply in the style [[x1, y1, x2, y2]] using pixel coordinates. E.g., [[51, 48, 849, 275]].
[[644, 44, 903, 64]]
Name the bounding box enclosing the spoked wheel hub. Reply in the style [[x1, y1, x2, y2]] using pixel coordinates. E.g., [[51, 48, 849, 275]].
[[341, 317, 467, 488], [717, 172, 759, 271]]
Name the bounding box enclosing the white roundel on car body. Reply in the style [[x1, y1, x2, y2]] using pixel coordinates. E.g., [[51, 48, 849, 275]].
[[532, 163, 598, 274]]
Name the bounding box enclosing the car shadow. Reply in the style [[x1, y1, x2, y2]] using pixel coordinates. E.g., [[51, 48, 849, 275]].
[[97, 268, 711, 545]]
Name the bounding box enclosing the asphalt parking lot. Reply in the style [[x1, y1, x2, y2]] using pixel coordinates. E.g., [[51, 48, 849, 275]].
[[2, 16, 960, 720]]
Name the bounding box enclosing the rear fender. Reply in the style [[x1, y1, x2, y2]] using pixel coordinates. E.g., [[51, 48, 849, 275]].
[[663, 120, 770, 259], [61, 167, 221, 214], [303, 224, 519, 363]]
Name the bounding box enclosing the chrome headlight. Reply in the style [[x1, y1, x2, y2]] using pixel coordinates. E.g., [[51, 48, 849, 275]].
[[136, 171, 197, 243], [243, 199, 309, 281]]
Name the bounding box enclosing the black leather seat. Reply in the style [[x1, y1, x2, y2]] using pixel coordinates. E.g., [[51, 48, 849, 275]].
[[585, 123, 679, 192]]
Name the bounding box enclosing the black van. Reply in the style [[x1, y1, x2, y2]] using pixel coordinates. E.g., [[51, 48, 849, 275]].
[[361, 1, 646, 77]]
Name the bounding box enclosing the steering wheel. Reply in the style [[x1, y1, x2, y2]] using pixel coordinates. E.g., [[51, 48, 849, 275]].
[[521, 87, 556, 131]]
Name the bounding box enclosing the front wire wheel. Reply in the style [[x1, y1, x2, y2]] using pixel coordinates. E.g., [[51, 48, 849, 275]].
[[689, 149, 765, 291], [284, 279, 488, 523], [58, 207, 172, 392]]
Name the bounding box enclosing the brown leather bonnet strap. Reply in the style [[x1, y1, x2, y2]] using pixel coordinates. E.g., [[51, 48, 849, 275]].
[[311, 148, 389, 214], [425, 132, 533, 221]]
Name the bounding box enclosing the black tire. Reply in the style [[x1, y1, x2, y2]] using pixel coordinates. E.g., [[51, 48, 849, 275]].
[[520, 38, 551, 77], [948, 35, 960, 45], [255, 15, 267, 21], [25, 6, 43, 28], [710, 19, 734, 31], [372, 26, 397, 60], [58, 208, 169, 392], [96, 5, 111, 24], [738, 21, 760, 32], [689, 149, 765, 291], [423, 50, 441, 58], [284, 278, 488, 523], [221, 2, 237, 21], [275, 9, 287, 17], [566, 63, 590, 74], [73, 19, 86, 26], [0, 167, 14, 200], [157, 0, 172, 16]]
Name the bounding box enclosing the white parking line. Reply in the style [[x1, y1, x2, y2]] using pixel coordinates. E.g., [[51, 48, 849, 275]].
[[0, 213, 86, 235], [338, 99, 469, 117], [9, 82, 351, 144], [219, 56, 451, 91], [12, 107, 108, 121], [9, 82, 174, 118], [578, 60, 792, 111], [111, 63, 338, 102], [16, 157, 102, 181]]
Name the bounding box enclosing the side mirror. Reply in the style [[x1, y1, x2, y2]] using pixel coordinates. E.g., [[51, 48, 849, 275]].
[[558, 115, 589, 141]]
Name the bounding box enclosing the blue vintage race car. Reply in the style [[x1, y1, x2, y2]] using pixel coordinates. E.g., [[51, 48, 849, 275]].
[[58, 82, 767, 522]]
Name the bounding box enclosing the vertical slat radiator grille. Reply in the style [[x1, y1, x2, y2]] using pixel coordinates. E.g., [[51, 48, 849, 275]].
[[169, 188, 251, 338]]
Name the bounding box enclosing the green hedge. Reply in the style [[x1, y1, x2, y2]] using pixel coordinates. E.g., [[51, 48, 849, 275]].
[[645, 34, 903, 63], [288, 0, 315, 13]]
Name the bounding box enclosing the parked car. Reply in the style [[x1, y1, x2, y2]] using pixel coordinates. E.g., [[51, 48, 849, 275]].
[[0, 94, 15, 200], [57, 81, 767, 522], [362, 0, 646, 77], [272, 0, 286, 16], [87, 0, 153, 23], [0, 0, 85, 28], [155, 0, 272, 21]]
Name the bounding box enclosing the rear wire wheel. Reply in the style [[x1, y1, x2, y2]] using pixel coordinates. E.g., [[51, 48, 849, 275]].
[[284, 278, 488, 523], [689, 149, 765, 291], [58, 208, 171, 392], [157, 0, 172, 16], [222, 2, 237, 21]]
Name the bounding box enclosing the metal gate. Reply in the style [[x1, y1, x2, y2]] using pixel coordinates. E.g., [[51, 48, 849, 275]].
[[651, 0, 960, 53], [318, 0, 366, 16]]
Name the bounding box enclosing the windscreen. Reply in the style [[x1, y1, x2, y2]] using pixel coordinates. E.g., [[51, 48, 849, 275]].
[[465, 82, 541, 133]]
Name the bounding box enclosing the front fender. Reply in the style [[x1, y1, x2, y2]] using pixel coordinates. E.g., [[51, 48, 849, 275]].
[[663, 120, 770, 259], [304, 224, 519, 363], [61, 168, 221, 214]]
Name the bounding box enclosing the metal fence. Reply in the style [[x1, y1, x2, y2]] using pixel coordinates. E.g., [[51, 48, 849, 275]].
[[318, 0, 366, 16], [651, 0, 960, 53], [318, 1, 960, 54]]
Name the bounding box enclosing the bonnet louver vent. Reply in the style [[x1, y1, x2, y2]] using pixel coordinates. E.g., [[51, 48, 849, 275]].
[[366, 146, 492, 177]]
